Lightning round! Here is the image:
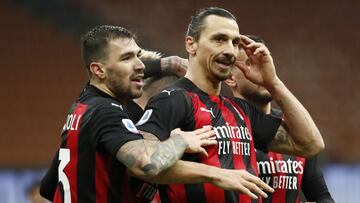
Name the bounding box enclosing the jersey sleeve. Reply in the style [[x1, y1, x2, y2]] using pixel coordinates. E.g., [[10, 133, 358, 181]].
[[40, 150, 59, 201], [90, 103, 144, 157], [302, 156, 335, 202], [137, 89, 191, 141], [233, 98, 281, 152]]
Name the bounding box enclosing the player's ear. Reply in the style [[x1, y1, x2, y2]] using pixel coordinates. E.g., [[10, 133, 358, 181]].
[[89, 62, 106, 79], [185, 36, 197, 55]]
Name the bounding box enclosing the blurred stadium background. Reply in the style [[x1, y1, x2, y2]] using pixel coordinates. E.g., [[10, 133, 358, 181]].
[[0, 0, 359, 202]]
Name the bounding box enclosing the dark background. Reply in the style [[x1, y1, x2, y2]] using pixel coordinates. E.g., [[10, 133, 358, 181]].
[[1, 0, 359, 167]]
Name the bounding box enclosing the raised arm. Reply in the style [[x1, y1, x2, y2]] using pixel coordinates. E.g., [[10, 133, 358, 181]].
[[238, 35, 324, 157]]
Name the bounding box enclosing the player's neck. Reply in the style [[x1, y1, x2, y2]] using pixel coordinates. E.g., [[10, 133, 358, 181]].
[[90, 80, 128, 104], [133, 96, 147, 110], [185, 62, 221, 96]]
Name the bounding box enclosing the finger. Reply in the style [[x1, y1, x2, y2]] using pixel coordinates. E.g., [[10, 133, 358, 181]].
[[242, 181, 268, 199], [201, 139, 217, 146], [253, 47, 270, 56], [240, 35, 254, 45], [199, 147, 208, 157], [246, 176, 274, 193], [237, 184, 258, 199], [235, 61, 246, 69], [198, 130, 216, 140], [194, 126, 213, 135], [235, 61, 250, 75], [246, 42, 262, 49]]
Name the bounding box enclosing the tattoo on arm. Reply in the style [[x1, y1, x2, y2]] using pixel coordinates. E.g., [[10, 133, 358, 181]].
[[117, 131, 187, 177], [274, 124, 291, 145], [269, 121, 295, 153]]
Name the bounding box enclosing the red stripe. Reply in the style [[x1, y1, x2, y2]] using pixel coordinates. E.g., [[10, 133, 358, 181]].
[[120, 171, 134, 203], [64, 103, 88, 203], [167, 184, 187, 203], [53, 186, 62, 203], [95, 152, 111, 203]]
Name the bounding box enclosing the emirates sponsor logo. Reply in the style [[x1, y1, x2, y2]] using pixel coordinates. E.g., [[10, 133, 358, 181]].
[[258, 157, 304, 190], [210, 123, 252, 156]]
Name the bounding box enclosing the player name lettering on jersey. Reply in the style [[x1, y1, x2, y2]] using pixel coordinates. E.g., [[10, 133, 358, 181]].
[[63, 113, 82, 131], [213, 122, 252, 156]]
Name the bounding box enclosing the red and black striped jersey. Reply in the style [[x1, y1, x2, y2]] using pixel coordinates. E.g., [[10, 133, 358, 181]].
[[256, 151, 306, 203], [138, 78, 281, 203], [52, 84, 146, 203], [256, 109, 334, 203]]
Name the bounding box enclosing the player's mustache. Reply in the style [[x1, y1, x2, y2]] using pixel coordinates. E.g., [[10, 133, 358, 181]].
[[216, 54, 236, 65]]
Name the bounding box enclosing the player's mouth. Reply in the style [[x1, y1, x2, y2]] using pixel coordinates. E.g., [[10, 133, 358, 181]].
[[131, 75, 144, 87], [215, 55, 236, 69]]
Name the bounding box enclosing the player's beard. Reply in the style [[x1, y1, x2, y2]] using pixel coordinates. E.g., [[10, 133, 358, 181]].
[[107, 78, 143, 103], [244, 89, 273, 105], [211, 54, 236, 81]]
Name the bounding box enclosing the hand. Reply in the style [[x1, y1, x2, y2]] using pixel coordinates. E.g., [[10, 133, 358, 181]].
[[237, 35, 279, 88], [161, 56, 188, 77], [170, 126, 216, 157], [212, 168, 274, 199]]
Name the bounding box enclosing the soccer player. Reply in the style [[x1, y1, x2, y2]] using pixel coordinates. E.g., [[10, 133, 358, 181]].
[[225, 35, 334, 203], [137, 7, 324, 202], [41, 26, 275, 203], [40, 25, 217, 203]]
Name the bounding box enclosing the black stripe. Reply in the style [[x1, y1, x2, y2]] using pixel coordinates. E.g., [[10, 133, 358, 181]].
[[184, 155, 207, 203], [107, 161, 127, 203], [77, 127, 96, 203]]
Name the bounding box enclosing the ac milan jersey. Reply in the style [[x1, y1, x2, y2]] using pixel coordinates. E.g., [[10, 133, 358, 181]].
[[137, 78, 281, 203], [256, 109, 334, 203], [256, 151, 306, 203], [52, 84, 146, 203]]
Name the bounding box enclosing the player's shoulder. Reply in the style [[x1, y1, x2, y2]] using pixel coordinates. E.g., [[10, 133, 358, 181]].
[[151, 84, 188, 102], [86, 96, 127, 114]]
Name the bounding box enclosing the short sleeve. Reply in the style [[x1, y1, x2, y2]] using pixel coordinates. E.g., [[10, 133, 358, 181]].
[[137, 88, 190, 141], [90, 104, 143, 157], [233, 98, 281, 152]]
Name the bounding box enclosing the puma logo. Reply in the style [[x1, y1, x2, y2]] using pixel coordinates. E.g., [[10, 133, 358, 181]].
[[200, 107, 215, 118], [161, 89, 175, 96]]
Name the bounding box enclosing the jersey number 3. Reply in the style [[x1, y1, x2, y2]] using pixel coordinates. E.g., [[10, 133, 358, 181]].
[[59, 148, 72, 203]]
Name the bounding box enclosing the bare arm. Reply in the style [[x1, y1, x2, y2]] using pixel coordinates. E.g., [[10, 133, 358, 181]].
[[116, 127, 215, 178], [266, 81, 324, 157], [239, 35, 324, 157], [139, 132, 274, 199]]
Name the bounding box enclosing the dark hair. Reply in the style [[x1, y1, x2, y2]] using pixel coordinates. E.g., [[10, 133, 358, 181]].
[[246, 35, 265, 44], [80, 25, 135, 74], [186, 7, 236, 41]]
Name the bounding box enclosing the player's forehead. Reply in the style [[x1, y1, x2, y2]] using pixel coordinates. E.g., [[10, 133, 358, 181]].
[[108, 37, 141, 55], [200, 15, 240, 39]]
